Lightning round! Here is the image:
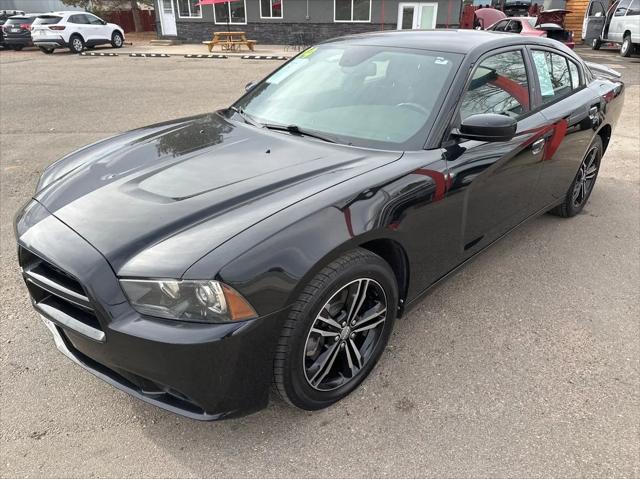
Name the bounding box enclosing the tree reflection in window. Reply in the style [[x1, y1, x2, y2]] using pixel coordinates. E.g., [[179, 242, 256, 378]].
[[460, 50, 530, 121]]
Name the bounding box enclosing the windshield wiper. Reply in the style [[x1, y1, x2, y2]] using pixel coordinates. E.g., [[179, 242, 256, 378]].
[[229, 108, 335, 143], [228, 106, 263, 128], [262, 123, 335, 143]]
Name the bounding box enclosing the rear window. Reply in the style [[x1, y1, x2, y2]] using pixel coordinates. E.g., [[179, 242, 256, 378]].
[[5, 17, 34, 25], [33, 16, 62, 25]]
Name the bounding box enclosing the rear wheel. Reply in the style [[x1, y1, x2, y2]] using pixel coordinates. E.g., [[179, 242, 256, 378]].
[[620, 34, 632, 57], [592, 38, 602, 50], [549, 136, 603, 218], [111, 31, 123, 48], [39, 46, 54, 54], [68, 35, 84, 54], [273, 248, 398, 410]]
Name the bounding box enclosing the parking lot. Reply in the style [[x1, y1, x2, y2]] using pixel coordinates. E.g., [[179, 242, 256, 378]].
[[1, 45, 638, 478]]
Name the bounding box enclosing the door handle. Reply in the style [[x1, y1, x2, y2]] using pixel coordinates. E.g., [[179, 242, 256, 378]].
[[531, 138, 545, 155]]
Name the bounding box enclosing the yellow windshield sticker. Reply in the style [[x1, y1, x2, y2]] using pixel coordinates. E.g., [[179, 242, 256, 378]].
[[301, 47, 317, 58]]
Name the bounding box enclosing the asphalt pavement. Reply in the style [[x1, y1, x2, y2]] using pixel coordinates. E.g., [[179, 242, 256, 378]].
[[0, 45, 638, 478]]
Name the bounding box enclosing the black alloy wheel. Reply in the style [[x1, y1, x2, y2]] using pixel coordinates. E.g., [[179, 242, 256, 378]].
[[302, 277, 388, 391], [550, 136, 603, 218], [273, 249, 397, 410]]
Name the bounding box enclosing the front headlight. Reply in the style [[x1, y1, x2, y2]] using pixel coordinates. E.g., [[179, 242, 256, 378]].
[[119, 279, 257, 323]]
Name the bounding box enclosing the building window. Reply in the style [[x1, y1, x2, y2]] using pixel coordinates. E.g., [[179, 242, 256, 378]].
[[334, 0, 371, 22], [176, 0, 202, 18], [261, 0, 283, 19], [214, 0, 247, 24]]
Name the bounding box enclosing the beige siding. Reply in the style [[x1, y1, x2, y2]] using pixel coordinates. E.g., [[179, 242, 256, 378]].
[[566, 0, 590, 41]]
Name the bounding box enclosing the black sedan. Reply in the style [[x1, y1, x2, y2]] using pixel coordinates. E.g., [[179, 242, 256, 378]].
[[15, 30, 624, 420]]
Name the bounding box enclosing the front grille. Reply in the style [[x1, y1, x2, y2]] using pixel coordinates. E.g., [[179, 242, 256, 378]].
[[19, 247, 105, 342]]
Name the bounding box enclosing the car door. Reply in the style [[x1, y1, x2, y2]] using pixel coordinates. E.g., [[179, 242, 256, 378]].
[[527, 48, 601, 206], [68, 14, 90, 41], [583, 0, 608, 41], [85, 13, 111, 42], [444, 48, 549, 255], [609, 0, 632, 42]]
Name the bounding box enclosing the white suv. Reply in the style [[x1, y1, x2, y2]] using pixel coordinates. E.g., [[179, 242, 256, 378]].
[[31, 11, 124, 54]]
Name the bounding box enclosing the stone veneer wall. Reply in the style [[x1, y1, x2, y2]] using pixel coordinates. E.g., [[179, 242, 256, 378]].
[[174, 22, 458, 44]]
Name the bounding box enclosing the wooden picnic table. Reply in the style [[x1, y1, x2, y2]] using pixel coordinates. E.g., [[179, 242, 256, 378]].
[[202, 31, 256, 52]]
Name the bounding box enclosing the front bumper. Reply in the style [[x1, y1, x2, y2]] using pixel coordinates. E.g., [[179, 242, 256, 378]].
[[16, 200, 287, 420]]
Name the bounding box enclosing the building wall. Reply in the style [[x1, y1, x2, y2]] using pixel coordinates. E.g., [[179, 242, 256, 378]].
[[566, 0, 589, 41], [157, 0, 462, 44]]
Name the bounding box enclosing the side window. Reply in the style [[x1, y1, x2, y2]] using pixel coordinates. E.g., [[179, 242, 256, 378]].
[[492, 20, 509, 31], [615, 0, 631, 15], [532, 50, 572, 105], [568, 60, 582, 90], [70, 14, 89, 24], [507, 20, 522, 33], [86, 14, 104, 25], [460, 50, 530, 121], [627, 0, 640, 14], [588, 1, 606, 16]]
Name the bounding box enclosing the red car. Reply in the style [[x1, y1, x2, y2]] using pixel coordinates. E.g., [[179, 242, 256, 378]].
[[487, 10, 576, 49]]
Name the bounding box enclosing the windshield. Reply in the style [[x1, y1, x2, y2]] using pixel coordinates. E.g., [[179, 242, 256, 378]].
[[233, 44, 462, 150]]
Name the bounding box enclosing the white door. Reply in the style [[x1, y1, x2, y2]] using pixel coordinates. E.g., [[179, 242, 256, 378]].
[[159, 0, 177, 36], [397, 2, 438, 30]]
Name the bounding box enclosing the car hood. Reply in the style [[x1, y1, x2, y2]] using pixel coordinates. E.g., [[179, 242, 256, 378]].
[[34, 112, 401, 278]]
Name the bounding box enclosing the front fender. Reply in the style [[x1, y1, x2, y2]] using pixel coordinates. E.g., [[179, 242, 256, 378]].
[[185, 152, 449, 316]]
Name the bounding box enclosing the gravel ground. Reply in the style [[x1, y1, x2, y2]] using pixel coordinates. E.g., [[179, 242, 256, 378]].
[[1, 45, 638, 479]]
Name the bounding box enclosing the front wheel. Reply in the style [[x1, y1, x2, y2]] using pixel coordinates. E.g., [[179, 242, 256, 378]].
[[592, 38, 602, 50], [39, 46, 54, 54], [111, 31, 123, 48], [620, 34, 632, 57], [549, 136, 603, 218], [273, 248, 398, 410]]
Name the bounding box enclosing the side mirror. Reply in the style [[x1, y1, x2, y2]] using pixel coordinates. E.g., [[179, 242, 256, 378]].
[[245, 80, 258, 92], [455, 113, 517, 142]]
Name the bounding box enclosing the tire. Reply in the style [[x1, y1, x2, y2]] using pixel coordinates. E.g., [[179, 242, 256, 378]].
[[68, 35, 84, 54], [549, 136, 603, 218], [592, 38, 602, 50], [111, 31, 123, 49], [39, 46, 54, 54], [620, 34, 632, 57], [12, 45, 23, 51], [273, 248, 398, 411]]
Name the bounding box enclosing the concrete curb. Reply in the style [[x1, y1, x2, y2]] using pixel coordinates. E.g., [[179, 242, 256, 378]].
[[241, 55, 288, 60], [80, 52, 118, 56], [129, 53, 170, 58], [184, 54, 228, 59]]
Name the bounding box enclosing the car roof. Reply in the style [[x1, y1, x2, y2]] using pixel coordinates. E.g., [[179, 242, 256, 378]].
[[323, 29, 567, 56], [8, 13, 42, 18]]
